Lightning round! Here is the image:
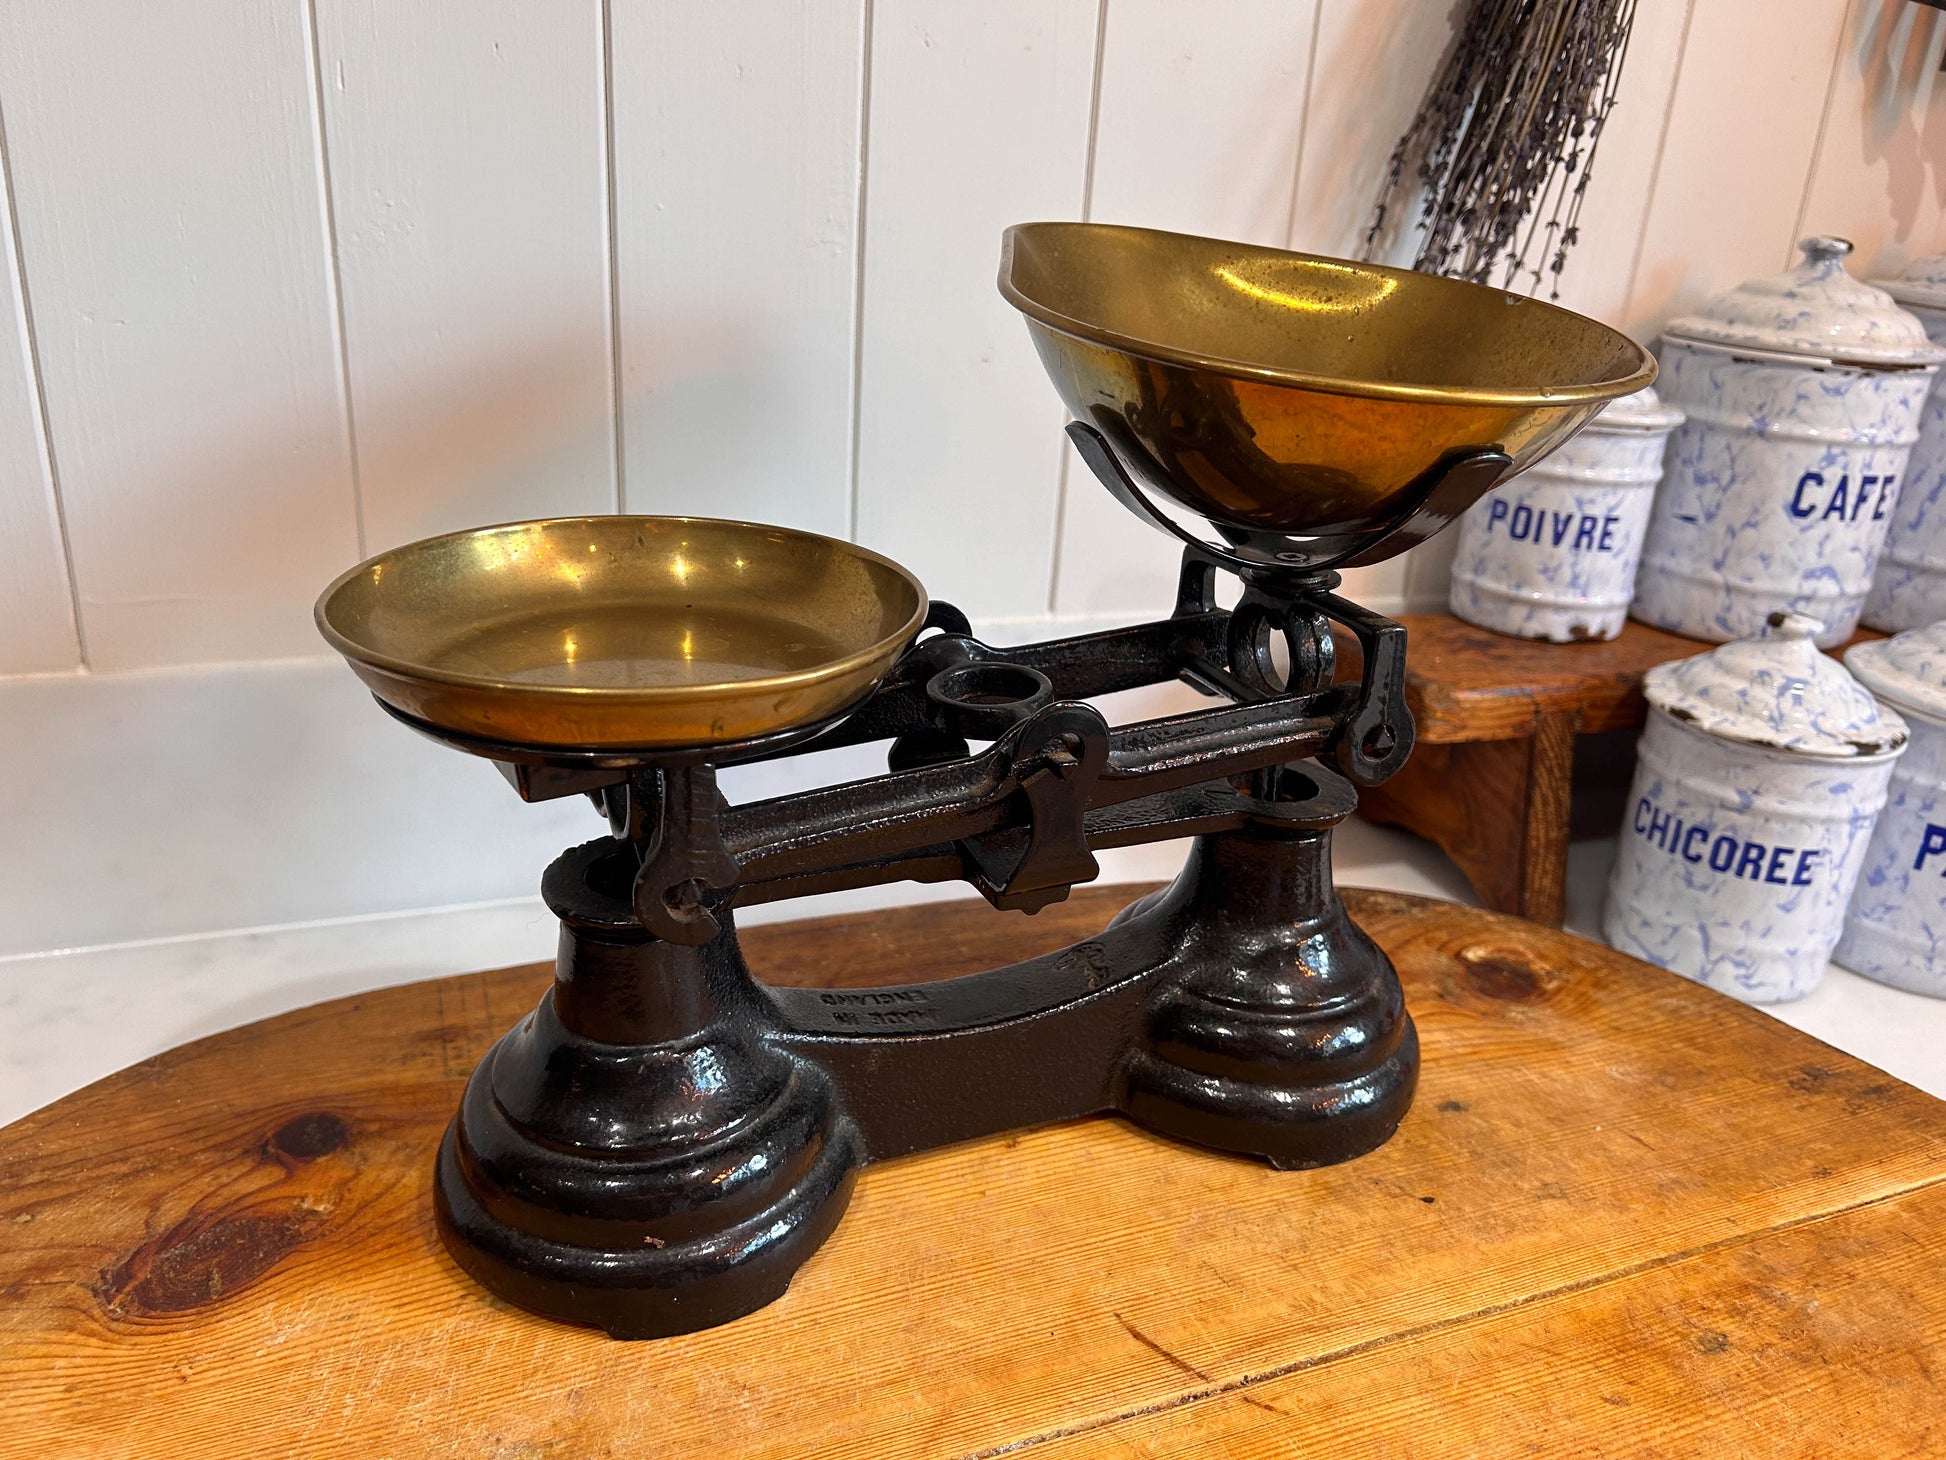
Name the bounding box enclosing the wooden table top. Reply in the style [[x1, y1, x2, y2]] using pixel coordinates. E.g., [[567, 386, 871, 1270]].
[[5, 888, 1945, 1457]]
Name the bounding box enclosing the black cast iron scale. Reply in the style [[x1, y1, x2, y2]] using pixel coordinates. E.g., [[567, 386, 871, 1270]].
[[319, 222, 1653, 1338], [399, 441, 1500, 1342]]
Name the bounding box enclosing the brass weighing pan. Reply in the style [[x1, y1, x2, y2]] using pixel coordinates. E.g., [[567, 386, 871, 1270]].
[[1000, 222, 1654, 540], [317, 517, 928, 751]]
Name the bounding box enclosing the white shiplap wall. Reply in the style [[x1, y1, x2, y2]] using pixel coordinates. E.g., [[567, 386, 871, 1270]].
[[854, 0, 1102, 620], [318, 1, 618, 551], [0, 2, 363, 672], [612, 0, 866, 536], [1, 0, 1940, 955]]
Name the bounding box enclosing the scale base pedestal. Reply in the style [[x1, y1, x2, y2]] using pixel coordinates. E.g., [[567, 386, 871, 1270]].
[[1120, 823, 1419, 1172], [433, 805, 1415, 1339]]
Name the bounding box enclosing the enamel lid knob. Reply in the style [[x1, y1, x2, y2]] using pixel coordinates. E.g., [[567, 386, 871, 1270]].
[[1664, 237, 1945, 369], [1846, 620, 1946, 725], [1644, 612, 1909, 759]]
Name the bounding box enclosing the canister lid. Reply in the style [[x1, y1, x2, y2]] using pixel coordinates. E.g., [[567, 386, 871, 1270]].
[[1846, 621, 1946, 723], [1643, 612, 1909, 759], [1663, 237, 1945, 369], [1876, 254, 1946, 313], [1591, 383, 1683, 434]]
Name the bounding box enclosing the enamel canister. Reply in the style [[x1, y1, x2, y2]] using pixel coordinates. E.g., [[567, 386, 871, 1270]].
[[1632, 237, 1943, 649], [1603, 612, 1908, 1003], [1863, 256, 1946, 631], [1834, 621, 1946, 995], [1448, 385, 1682, 641]]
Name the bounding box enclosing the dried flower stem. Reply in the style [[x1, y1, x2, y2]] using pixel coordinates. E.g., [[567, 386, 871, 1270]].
[[1365, 0, 1638, 299]]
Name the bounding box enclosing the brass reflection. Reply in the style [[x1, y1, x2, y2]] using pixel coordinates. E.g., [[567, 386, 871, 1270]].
[[317, 516, 928, 750], [999, 222, 1653, 536]]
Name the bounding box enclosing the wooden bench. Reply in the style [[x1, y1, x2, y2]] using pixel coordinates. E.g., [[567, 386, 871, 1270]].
[[1340, 613, 1880, 928]]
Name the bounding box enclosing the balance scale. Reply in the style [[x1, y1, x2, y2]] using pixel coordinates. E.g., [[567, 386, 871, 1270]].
[[317, 223, 1651, 1338]]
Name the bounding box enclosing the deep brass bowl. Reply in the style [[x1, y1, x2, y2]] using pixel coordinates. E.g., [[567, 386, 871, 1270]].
[[316, 517, 928, 750], [1000, 222, 1654, 547]]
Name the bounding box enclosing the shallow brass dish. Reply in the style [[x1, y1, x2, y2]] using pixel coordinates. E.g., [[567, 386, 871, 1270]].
[[316, 517, 928, 750], [1000, 222, 1654, 540]]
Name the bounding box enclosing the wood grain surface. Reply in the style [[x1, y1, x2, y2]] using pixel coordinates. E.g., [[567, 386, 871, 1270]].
[[1337, 615, 1883, 745], [1340, 615, 1884, 926], [4, 887, 1944, 1458]]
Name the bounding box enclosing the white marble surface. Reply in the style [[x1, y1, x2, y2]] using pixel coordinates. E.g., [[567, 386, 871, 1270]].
[[4, 821, 1944, 1128]]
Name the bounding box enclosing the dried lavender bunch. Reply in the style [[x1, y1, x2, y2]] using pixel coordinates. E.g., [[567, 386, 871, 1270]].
[[1365, 0, 1637, 297]]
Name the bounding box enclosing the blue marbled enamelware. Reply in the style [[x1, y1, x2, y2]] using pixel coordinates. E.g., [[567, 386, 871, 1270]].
[[1450, 387, 1679, 642], [1604, 614, 1906, 1003], [1864, 275, 1946, 631], [1836, 622, 1946, 995], [1605, 712, 1897, 1002], [1635, 346, 1933, 648], [1633, 239, 1940, 649]]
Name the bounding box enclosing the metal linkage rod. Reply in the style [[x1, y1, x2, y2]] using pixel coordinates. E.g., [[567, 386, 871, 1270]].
[[723, 689, 1349, 894]]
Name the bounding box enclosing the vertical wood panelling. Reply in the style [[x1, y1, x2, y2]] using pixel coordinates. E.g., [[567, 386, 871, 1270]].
[[1053, 0, 1320, 620], [1622, 0, 1852, 339], [1287, 0, 1453, 265], [0, 116, 78, 674], [610, 0, 865, 536], [1085, 1, 1317, 246], [1798, 0, 1946, 281], [314, 1, 614, 552], [0, 658, 594, 956], [853, 0, 1101, 623], [0, 0, 1936, 958], [0, 2, 358, 670]]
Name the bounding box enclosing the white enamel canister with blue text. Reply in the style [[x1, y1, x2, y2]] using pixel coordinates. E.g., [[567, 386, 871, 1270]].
[[1604, 613, 1907, 1003], [1834, 622, 1946, 995], [1633, 238, 1943, 649], [1448, 386, 1681, 641], [1863, 256, 1946, 631]]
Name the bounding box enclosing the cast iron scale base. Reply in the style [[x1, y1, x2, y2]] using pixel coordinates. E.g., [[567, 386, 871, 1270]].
[[319, 222, 1653, 1337], [411, 534, 1425, 1340]]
